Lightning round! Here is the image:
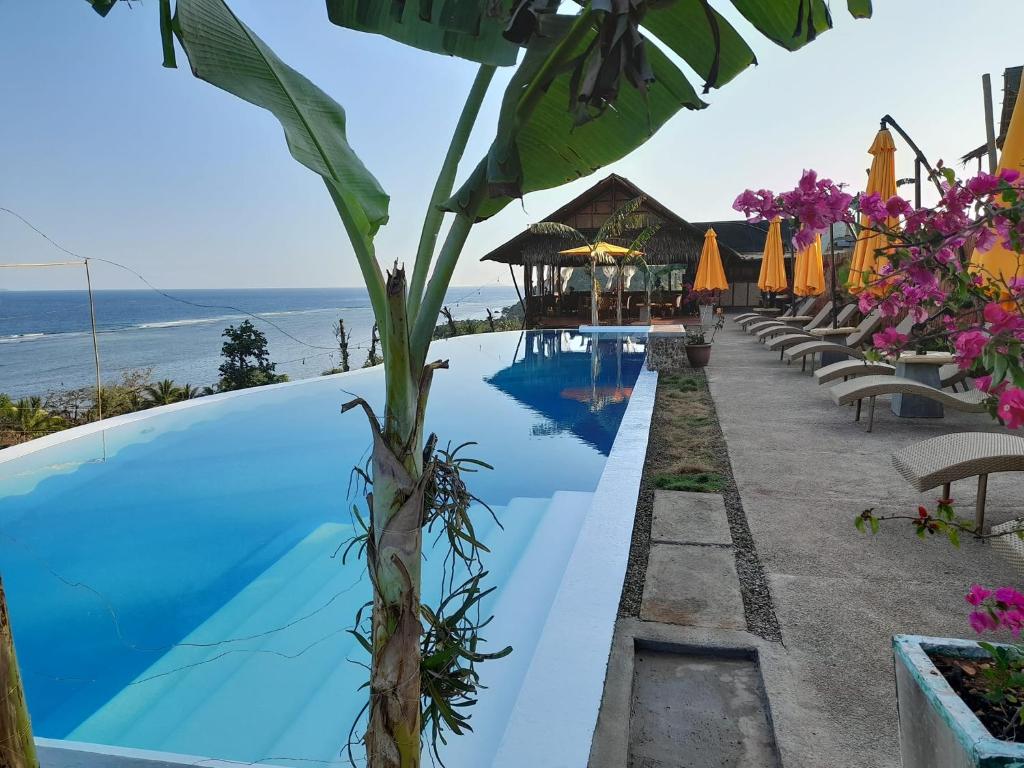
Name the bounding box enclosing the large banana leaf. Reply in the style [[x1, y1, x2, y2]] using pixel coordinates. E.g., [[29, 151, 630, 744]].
[[729, 0, 834, 49], [86, 0, 118, 16], [847, 0, 873, 19], [325, 0, 519, 66], [173, 0, 390, 240], [446, 14, 704, 221]]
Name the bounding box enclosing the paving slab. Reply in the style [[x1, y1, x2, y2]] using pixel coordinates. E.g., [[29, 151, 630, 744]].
[[640, 543, 745, 629], [651, 490, 731, 546]]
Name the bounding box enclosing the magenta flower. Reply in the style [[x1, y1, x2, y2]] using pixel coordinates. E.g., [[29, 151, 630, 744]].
[[967, 584, 994, 606], [967, 173, 1002, 197], [998, 387, 1024, 430], [858, 192, 887, 223], [970, 610, 998, 633], [984, 302, 1024, 336], [885, 195, 912, 219], [872, 327, 908, 354], [953, 330, 988, 367]]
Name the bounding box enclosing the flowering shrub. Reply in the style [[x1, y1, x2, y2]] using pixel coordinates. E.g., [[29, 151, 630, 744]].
[[734, 167, 1024, 429]]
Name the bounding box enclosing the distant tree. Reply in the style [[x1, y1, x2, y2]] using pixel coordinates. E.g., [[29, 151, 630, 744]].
[[179, 383, 204, 400], [323, 318, 352, 375], [218, 320, 286, 391], [362, 322, 382, 368], [141, 379, 184, 407], [440, 306, 458, 338]]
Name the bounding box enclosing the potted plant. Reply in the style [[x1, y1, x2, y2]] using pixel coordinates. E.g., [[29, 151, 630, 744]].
[[892, 579, 1024, 767], [684, 315, 722, 368]]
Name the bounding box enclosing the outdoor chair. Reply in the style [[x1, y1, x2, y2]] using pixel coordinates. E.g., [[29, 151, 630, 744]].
[[814, 360, 969, 390], [759, 303, 858, 346], [828, 375, 989, 432], [784, 312, 904, 371], [749, 301, 835, 335], [734, 298, 813, 324], [892, 431, 1024, 532]]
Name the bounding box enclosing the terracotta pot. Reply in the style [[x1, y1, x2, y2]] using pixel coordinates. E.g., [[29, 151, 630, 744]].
[[685, 343, 712, 368]]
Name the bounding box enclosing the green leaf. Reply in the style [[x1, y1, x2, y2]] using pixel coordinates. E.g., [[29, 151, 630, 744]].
[[639, 1, 756, 92], [85, 0, 119, 16], [869, 517, 879, 535], [854, 515, 865, 532], [729, 0, 833, 50], [159, 0, 177, 69], [847, 0, 873, 19], [325, 0, 519, 67], [447, 15, 705, 220], [174, 0, 389, 240], [948, 527, 960, 548]]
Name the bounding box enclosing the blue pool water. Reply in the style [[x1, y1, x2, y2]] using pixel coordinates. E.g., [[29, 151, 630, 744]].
[[0, 330, 646, 766]]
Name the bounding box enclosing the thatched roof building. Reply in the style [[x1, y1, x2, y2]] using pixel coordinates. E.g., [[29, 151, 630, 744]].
[[480, 173, 745, 270]]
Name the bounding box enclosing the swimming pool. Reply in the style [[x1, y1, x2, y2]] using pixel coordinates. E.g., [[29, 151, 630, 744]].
[[0, 330, 651, 767]]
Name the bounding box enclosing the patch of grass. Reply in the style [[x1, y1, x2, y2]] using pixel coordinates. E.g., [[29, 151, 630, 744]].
[[652, 471, 724, 493], [663, 373, 700, 393]]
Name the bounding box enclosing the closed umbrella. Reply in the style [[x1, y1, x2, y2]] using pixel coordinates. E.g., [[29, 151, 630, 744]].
[[757, 217, 788, 297], [970, 85, 1024, 297], [693, 228, 729, 292], [794, 234, 826, 296], [847, 127, 898, 295]]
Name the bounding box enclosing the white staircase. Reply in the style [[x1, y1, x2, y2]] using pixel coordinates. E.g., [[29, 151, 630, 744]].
[[70, 492, 594, 767]]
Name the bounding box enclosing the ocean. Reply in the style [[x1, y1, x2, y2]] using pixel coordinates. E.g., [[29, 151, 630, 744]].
[[0, 286, 519, 399]]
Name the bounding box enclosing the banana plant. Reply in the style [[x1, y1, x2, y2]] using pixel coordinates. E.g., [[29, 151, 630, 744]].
[[67, 1, 872, 766]]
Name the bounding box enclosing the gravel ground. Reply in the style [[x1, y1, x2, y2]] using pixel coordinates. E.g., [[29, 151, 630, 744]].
[[617, 360, 782, 642]]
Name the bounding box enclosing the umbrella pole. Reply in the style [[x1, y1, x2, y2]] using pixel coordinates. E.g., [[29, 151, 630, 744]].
[[591, 256, 599, 327], [616, 260, 623, 326], [830, 223, 839, 328]]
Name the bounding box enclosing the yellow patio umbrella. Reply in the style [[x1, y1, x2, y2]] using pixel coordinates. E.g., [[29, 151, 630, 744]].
[[847, 127, 898, 295], [693, 228, 729, 292], [558, 242, 640, 326], [757, 217, 788, 294], [793, 234, 826, 296], [970, 85, 1024, 296]]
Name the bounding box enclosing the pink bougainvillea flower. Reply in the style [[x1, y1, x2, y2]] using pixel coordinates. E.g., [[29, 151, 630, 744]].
[[975, 226, 999, 253], [953, 330, 988, 367], [997, 387, 1024, 430], [872, 327, 908, 354], [994, 586, 1024, 607], [967, 172, 1002, 197], [1000, 168, 1022, 184], [970, 610, 998, 633], [885, 195, 913, 219], [858, 192, 887, 224], [984, 302, 1024, 336], [967, 584, 993, 605]]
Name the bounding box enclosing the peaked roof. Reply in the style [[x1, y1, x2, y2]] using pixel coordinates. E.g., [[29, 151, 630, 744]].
[[480, 173, 742, 267]]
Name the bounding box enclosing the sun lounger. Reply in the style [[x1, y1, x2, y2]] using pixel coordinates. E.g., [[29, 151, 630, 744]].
[[759, 303, 858, 345], [814, 360, 968, 389], [747, 301, 838, 337], [734, 298, 813, 325], [893, 431, 1024, 531], [784, 312, 904, 371], [828, 375, 989, 432]]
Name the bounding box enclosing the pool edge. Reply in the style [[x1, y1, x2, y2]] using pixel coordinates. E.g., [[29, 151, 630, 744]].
[[490, 358, 657, 767]]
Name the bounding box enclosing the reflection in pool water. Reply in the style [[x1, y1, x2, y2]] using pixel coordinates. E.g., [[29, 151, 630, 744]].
[[0, 330, 646, 766]]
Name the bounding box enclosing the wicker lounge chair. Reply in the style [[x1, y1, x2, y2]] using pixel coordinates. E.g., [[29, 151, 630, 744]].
[[828, 375, 989, 432], [760, 303, 859, 346], [784, 312, 906, 371], [892, 432, 1024, 531], [814, 359, 969, 390], [748, 300, 833, 336], [734, 298, 813, 325]]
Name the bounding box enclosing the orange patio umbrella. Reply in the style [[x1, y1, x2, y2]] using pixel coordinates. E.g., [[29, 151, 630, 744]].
[[693, 228, 729, 292], [970, 85, 1024, 296], [793, 234, 826, 296], [847, 128, 898, 295], [757, 217, 788, 294]]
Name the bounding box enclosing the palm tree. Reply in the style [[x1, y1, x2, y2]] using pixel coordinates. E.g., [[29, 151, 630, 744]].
[[141, 379, 184, 407], [179, 383, 203, 400], [13, 398, 65, 438], [530, 196, 660, 326]]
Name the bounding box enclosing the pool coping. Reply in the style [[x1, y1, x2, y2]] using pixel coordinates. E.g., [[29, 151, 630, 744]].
[[491, 358, 657, 767], [18, 332, 657, 767]]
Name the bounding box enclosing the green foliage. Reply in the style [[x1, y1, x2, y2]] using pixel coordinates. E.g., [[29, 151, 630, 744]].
[[431, 304, 522, 339], [141, 379, 185, 407], [653, 471, 723, 493], [217, 320, 288, 391]]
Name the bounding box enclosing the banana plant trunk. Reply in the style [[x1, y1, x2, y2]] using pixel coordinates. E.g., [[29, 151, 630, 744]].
[[360, 269, 432, 768], [0, 576, 38, 768]]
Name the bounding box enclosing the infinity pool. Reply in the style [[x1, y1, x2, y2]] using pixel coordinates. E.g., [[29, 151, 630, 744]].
[[0, 330, 648, 766]]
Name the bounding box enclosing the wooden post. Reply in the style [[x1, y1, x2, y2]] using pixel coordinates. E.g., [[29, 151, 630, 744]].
[[0, 576, 38, 768], [983, 73, 998, 174], [616, 260, 623, 326]]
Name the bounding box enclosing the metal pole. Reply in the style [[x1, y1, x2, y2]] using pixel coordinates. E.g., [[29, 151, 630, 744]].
[[880, 115, 944, 197], [829, 222, 838, 328], [914, 158, 922, 209], [983, 73, 998, 174], [84, 259, 103, 422]]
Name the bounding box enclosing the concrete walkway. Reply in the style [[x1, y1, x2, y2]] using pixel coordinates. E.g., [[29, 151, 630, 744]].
[[704, 318, 1024, 767], [592, 318, 1024, 768]]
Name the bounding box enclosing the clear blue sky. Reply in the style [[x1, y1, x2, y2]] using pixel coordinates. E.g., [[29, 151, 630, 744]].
[[1, 0, 1021, 290]]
